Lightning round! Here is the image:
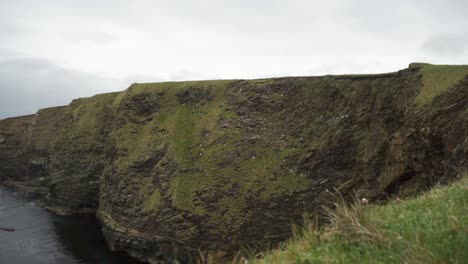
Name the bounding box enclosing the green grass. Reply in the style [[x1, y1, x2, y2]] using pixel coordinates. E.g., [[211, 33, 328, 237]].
[[414, 63, 468, 106], [250, 172, 468, 264]]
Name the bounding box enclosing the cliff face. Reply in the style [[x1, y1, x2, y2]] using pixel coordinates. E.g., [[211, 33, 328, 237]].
[[0, 63, 467, 263]]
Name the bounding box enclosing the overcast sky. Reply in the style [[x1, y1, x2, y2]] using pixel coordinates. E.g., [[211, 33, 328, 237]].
[[1, 0, 467, 118]]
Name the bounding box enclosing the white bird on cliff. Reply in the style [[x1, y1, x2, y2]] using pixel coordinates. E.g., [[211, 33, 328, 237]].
[[361, 197, 369, 205]]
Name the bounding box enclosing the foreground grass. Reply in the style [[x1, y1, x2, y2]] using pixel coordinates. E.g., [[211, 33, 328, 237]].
[[252, 174, 468, 264]]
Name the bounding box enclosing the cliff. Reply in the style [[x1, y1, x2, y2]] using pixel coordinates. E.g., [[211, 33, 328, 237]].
[[0, 63, 467, 263]]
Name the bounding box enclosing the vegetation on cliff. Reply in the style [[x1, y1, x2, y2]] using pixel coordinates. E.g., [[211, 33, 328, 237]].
[[250, 172, 468, 264], [411, 63, 468, 105]]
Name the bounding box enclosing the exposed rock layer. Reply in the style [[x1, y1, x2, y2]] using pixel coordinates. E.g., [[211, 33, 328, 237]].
[[1, 63, 467, 263]]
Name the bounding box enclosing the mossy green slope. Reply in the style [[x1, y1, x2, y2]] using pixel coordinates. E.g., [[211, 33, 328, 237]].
[[411, 63, 468, 105], [47, 92, 120, 210], [98, 80, 312, 247]]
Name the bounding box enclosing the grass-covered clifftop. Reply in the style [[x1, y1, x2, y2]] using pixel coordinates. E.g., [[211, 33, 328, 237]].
[[252, 172, 468, 264], [0, 63, 467, 263], [410, 63, 468, 105]]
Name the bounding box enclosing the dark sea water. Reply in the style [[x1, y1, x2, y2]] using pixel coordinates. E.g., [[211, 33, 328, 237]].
[[0, 186, 141, 264]]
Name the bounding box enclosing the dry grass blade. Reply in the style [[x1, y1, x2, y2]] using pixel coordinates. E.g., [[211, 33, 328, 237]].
[[322, 192, 388, 246]]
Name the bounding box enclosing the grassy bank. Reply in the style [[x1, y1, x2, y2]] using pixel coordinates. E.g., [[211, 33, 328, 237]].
[[246, 172, 468, 264]]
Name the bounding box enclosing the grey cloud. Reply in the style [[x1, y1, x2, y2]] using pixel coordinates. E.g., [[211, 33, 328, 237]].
[[61, 31, 119, 43], [0, 0, 138, 29], [0, 53, 126, 119], [124, 74, 165, 84], [0, 49, 12, 57], [0, 22, 23, 36], [125, 70, 213, 84], [422, 33, 468, 56]]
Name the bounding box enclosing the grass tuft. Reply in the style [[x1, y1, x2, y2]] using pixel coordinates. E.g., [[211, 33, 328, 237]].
[[322, 193, 388, 247]]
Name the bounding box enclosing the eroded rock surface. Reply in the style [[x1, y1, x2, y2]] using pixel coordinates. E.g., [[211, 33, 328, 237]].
[[0, 63, 467, 263]]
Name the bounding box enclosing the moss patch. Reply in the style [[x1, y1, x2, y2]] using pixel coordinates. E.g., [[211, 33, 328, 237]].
[[171, 172, 194, 210], [143, 189, 161, 213], [415, 63, 468, 106]]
